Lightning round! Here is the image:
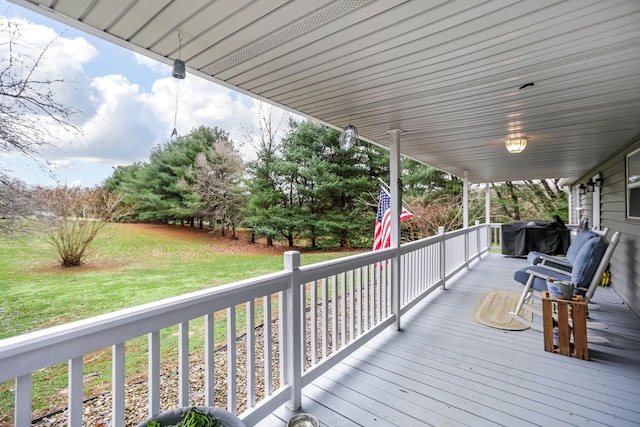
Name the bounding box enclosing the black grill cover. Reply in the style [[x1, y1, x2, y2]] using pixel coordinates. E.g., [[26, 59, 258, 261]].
[[501, 220, 570, 257]]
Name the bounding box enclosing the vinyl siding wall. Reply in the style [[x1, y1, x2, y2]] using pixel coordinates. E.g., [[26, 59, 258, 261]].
[[578, 134, 640, 316]]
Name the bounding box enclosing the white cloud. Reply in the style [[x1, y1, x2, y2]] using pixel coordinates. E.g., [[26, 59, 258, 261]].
[[133, 52, 168, 74], [1, 9, 298, 187], [49, 159, 74, 170], [147, 75, 256, 143]]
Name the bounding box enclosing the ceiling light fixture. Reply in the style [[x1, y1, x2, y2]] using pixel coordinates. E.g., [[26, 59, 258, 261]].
[[171, 30, 185, 138], [505, 136, 528, 154]]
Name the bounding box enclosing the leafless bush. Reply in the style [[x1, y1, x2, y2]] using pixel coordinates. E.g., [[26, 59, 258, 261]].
[[34, 186, 130, 267]]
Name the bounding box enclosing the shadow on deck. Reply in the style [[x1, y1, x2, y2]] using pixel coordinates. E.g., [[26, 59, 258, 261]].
[[258, 254, 640, 427]]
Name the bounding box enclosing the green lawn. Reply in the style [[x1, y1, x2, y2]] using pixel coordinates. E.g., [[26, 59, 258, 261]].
[[0, 223, 358, 420]]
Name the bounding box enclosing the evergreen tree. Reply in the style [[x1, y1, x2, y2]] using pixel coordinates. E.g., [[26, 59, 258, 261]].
[[104, 126, 230, 223]]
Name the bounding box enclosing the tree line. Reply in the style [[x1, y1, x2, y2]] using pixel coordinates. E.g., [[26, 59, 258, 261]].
[[103, 120, 568, 250]]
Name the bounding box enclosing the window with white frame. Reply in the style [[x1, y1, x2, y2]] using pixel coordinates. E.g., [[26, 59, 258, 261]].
[[628, 148, 640, 219]]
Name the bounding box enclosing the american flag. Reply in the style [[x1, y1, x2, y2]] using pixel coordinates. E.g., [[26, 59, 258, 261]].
[[373, 187, 414, 251]]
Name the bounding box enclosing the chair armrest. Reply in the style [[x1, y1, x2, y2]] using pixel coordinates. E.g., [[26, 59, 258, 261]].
[[539, 254, 571, 267], [526, 266, 571, 281]]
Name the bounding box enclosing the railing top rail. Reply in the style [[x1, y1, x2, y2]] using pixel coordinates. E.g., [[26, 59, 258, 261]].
[[0, 270, 291, 382], [298, 247, 393, 282]]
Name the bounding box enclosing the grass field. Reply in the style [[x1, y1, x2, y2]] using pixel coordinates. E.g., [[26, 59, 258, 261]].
[[0, 222, 359, 421]]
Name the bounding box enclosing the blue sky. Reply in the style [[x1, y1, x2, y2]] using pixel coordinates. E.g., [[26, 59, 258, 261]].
[[0, 1, 289, 187]]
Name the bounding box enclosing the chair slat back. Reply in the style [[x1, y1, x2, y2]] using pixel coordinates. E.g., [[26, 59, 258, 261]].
[[584, 231, 621, 303]]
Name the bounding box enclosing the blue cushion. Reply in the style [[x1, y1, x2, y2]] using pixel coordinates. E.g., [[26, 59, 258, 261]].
[[526, 251, 544, 264], [570, 237, 607, 288], [527, 229, 598, 266], [565, 230, 598, 264], [513, 265, 572, 292]]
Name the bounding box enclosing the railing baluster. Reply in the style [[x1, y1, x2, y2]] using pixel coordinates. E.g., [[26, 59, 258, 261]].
[[112, 342, 125, 427], [205, 313, 215, 406], [311, 280, 318, 365], [364, 266, 370, 331], [247, 299, 256, 408], [148, 330, 160, 416], [227, 306, 237, 413], [322, 278, 328, 359], [15, 374, 32, 427], [178, 321, 189, 407], [348, 270, 355, 343], [340, 272, 347, 347], [331, 275, 338, 353], [263, 295, 273, 396], [278, 291, 285, 388], [375, 264, 381, 323], [68, 356, 83, 427], [382, 264, 388, 317], [300, 281, 307, 369], [356, 268, 362, 337]]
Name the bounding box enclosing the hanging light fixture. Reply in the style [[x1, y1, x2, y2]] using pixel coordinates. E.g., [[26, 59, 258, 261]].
[[586, 178, 595, 193], [172, 29, 186, 79], [578, 184, 586, 195], [505, 136, 529, 154], [171, 30, 185, 138], [339, 124, 358, 151]]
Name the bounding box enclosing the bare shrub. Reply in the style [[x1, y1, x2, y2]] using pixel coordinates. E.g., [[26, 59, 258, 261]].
[[34, 186, 130, 267]]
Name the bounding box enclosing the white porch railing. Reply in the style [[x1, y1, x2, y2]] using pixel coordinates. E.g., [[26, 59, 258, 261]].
[[0, 223, 491, 426]]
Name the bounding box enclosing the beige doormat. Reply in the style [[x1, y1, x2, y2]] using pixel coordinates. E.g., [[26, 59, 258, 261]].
[[471, 290, 532, 331]]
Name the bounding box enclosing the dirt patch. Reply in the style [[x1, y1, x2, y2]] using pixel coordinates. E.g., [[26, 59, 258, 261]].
[[128, 223, 299, 255]]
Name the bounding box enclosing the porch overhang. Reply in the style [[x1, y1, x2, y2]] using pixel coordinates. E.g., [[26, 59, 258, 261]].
[[9, 0, 640, 183]]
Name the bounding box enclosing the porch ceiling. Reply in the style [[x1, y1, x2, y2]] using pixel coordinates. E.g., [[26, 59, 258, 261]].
[[12, 0, 640, 183]]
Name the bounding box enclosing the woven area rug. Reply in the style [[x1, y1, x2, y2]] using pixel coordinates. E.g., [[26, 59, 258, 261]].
[[471, 290, 532, 331]]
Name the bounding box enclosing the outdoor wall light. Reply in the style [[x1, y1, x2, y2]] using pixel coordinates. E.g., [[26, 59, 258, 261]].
[[578, 184, 586, 195], [586, 179, 595, 193], [505, 136, 528, 154], [595, 172, 604, 187]]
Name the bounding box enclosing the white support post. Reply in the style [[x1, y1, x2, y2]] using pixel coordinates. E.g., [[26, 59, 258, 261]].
[[463, 170, 469, 229], [284, 251, 302, 410], [463, 170, 469, 268], [389, 129, 402, 331], [485, 182, 491, 250], [476, 219, 481, 258], [568, 185, 574, 224], [592, 173, 601, 230], [485, 182, 491, 224]]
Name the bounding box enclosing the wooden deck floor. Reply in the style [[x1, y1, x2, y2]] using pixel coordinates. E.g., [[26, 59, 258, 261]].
[[256, 253, 640, 427]]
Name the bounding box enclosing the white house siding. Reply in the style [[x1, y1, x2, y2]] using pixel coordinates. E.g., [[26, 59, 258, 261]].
[[585, 134, 640, 317]]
